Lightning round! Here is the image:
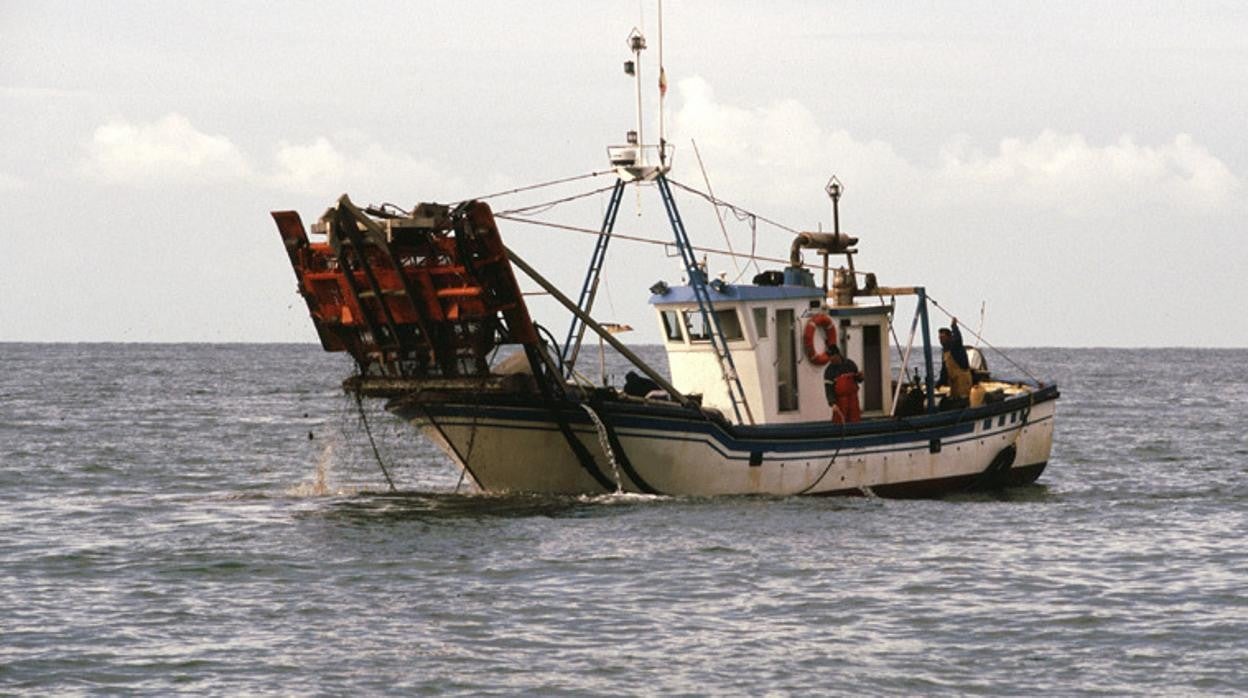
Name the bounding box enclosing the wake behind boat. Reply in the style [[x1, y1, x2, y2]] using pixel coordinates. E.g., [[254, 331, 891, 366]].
[[268, 21, 1058, 497]]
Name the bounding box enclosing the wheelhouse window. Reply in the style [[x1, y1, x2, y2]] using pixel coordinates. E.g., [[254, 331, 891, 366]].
[[716, 309, 744, 341], [660, 309, 684, 342], [683, 308, 743, 342], [752, 307, 768, 339]]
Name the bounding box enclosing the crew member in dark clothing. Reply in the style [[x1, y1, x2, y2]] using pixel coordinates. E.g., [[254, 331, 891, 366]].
[[823, 346, 863, 423], [937, 319, 972, 410], [623, 370, 660, 398]]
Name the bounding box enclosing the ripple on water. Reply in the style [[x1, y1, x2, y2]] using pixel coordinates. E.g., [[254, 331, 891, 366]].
[[1, 345, 1247, 694]]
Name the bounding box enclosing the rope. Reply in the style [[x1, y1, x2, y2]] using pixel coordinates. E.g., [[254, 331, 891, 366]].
[[417, 402, 479, 494], [460, 408, 480, 489], [795, 435, 843, 495], [925, 295, 1044, 386], [352, 389, 397, 492]]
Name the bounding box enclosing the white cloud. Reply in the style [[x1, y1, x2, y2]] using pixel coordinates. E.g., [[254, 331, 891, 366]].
[[82, 100, 1242, 223], [268, 137, 343, 192], [80, 113, 251, 183], [266, 134, 460, 199], [935, 131, 1242, 214], [78, 113, 460, 200], [670, 77, 1243, 217], [670, 77, 915, 209]]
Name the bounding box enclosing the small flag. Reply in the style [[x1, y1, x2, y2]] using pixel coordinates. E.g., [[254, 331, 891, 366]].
[[659, 67, 668, 98]]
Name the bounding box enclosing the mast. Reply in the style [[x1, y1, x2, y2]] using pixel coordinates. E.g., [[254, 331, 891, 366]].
[[627, 28, 647, 167], [602, 3, 752, 423], [657, 0, 667, 165]]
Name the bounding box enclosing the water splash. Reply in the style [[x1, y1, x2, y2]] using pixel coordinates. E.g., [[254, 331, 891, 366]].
[[576, 491, 671, 505], [579, 403, 623, 493], [286, 436, 359, 497]]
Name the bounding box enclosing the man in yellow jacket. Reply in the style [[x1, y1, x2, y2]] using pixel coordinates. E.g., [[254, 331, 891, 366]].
[[937, 319, 972, 410]]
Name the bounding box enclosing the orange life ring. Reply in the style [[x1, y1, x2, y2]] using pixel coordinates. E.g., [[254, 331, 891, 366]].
[[803, 313, 838, 365]]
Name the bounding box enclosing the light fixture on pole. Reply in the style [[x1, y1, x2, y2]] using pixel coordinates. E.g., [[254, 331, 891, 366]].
[[825, 175, 843, 235]]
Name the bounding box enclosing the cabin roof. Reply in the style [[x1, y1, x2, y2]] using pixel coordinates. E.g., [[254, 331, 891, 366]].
[[649, 283, 823, 306]]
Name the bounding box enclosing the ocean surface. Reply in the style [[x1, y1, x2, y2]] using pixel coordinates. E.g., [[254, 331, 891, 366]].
[[1, 343, 1245, 695]]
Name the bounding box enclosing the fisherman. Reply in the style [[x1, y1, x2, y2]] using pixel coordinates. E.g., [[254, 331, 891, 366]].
[[937, 319, 972, 410], [823, 346, 863, 424], [623, 370, 660, 398]]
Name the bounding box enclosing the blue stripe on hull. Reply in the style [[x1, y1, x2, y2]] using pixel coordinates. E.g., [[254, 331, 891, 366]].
[[415, 411, 1053, 465]]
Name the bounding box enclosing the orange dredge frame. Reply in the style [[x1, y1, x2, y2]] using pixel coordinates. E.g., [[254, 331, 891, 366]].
[[271, 196, 541, 382]]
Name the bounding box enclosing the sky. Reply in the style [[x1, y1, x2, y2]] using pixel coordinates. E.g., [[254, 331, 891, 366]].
[[2, 1, 1246, 347]]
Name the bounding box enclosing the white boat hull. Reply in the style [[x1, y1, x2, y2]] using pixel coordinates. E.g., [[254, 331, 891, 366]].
[[393, 389, 1057, 497]]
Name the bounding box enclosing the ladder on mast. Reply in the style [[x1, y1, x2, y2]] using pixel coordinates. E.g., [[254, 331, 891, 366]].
[[656, 174, 754, 425]]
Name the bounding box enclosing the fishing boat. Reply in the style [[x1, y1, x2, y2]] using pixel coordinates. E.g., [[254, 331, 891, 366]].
[[269, 24, 1058, 497]]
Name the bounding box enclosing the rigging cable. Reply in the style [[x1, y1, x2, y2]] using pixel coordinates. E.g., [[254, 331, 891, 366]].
[[493, 214, 790, 267], [729, 213, 762, 285], [691, 139, 741, 274], [457, 170, 613, 205], [925, 294, 1044, 386], [878, 293, 903, 360], [667, 177, 780, 282], [480, 177, 802, 275], [494, 183, 621, 217], [666, 178, 801, 235], [975, 300, 986, 350]]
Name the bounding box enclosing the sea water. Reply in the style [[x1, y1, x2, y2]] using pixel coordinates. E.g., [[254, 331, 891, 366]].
[[1, 344, 1245, 694]]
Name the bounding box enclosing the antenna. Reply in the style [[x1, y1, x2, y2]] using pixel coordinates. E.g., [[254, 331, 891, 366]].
[[607, 3, 672, 182], [627, 27, 647, 167], [658, 0, 667, 165]]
